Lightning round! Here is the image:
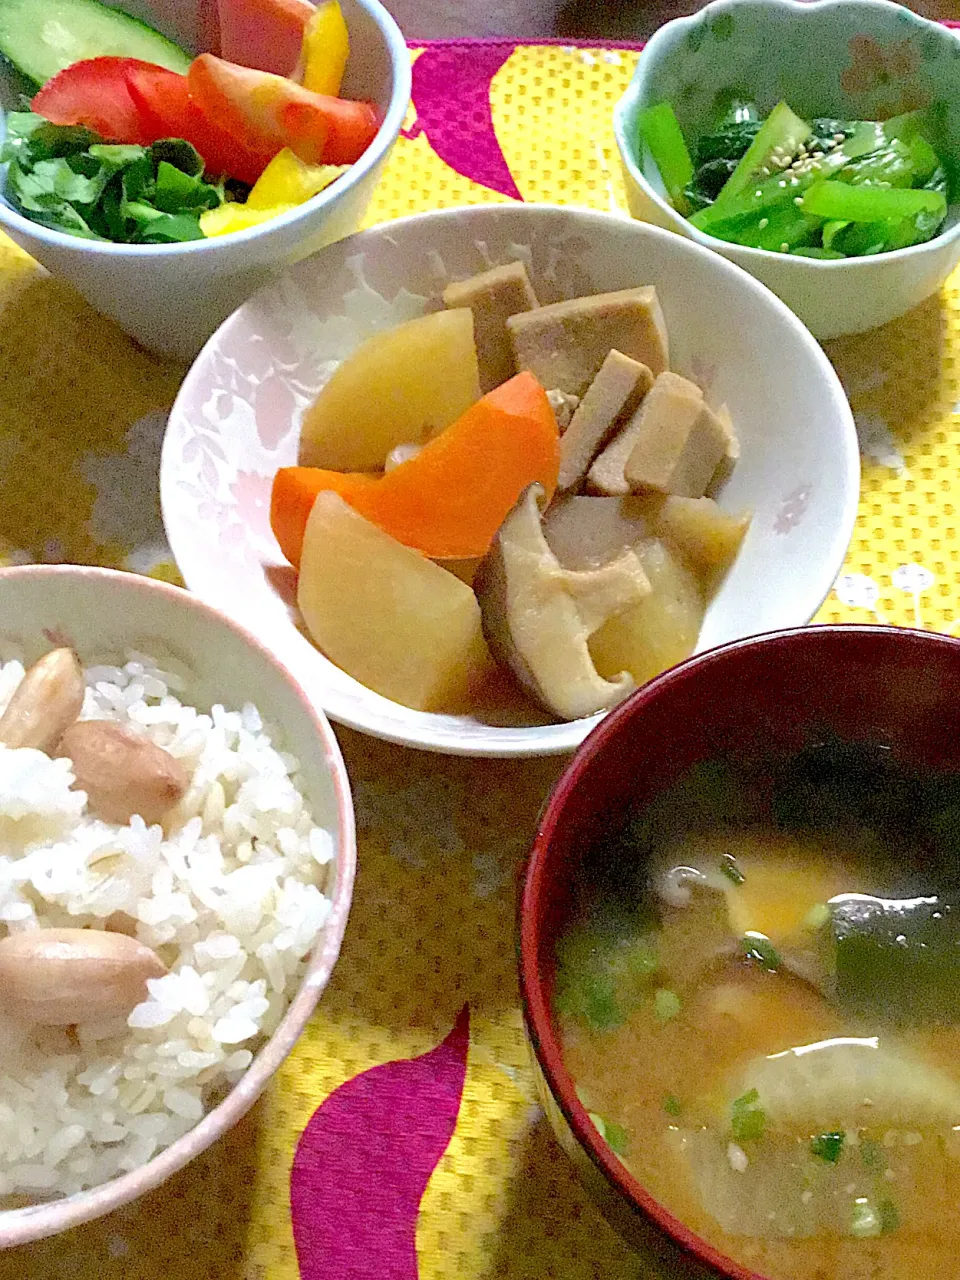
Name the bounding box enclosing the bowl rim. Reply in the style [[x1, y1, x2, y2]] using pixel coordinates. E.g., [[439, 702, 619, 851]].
[[518, 622, 960, 1280], [0, 563, 357, 1248], [162, 200, 861, 759], [0, 0, 412, 257], [613, 0, 960, 272]]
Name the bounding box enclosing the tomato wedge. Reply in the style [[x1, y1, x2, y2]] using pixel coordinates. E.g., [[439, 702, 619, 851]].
[[217, 0, 314, 76], [126, 64, 277, 184], [188, 53, 379, 166], [32, 57, 156, 144]]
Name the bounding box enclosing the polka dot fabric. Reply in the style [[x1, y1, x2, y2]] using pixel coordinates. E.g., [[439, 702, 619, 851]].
[[1, 36, 960, 1280]]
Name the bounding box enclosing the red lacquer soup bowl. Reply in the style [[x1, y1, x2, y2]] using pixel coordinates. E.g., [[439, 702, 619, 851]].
[[518, 625, 960, 1279]]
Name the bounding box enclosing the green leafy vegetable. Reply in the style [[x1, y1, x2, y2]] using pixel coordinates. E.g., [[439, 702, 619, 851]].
[[741, 931, 780, 971], [1, 113, 224, 243], [643, 95, 951, 259], [654, 988, 681, 1021], [810, 1130, 845, 1163], [731, 1088, 766, 1142], [663, 1093, 682, 1117]]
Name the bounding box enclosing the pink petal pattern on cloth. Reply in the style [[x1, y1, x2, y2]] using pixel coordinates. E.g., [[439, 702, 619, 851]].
[[404, 45, 523, 200], [291, 1006, 470, 1279]]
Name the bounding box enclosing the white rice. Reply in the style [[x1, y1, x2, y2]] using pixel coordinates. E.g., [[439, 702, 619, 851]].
[[0, 653, 334, 1199]]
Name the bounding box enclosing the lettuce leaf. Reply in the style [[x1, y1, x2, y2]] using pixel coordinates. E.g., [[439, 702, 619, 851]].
[[1, 112, 224, 243]]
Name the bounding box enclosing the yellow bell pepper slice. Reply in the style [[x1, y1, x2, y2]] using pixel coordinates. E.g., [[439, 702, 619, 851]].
[[299, 0, 350, 97], [199, 202, 299, 237], [247, 148, 348, 209]]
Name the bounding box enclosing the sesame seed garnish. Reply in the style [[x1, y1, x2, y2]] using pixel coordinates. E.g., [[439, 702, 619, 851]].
[[780, 242, 789, 251], [778, 179, 787, 188], [758, 217, 769, 229], [794, 196, 803, 205]]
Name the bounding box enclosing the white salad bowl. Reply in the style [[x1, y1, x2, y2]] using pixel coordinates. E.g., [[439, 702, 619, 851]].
[[0, 0, 410, 360], [614, 0, 960, 339], [161, 202, 860, 758], [0, 564, 355, 1247]]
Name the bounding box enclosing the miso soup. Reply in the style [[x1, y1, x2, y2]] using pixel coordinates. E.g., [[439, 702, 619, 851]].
[[555, 742, 960, 1280]]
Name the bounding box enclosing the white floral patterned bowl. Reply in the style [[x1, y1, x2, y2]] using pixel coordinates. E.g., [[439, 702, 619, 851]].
[[160, 203, 860, 758], [614, 0, 960, 339]]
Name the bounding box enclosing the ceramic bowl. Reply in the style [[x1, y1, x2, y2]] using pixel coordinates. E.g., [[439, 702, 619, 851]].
[[161, 202, 860, 757], [519, 624, 960, 1279], [0, 564, 355, 1247], [161, 201, 859, 758], [614, 0, 960, 339], [0, 0, 410, 360]]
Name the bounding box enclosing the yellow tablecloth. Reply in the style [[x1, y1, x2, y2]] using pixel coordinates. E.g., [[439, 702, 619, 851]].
[[1, 40, 958, 1280]]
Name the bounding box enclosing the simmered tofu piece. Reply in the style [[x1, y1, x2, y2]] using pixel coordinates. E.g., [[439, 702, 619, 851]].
[[655, 496, 750, 576], [588, 372, 703, 497], [443, 261, 540, 392], [623, 372, 729, 498], [589, 538, 704, 686], [709, 404, 740, 494], [297, 492, 490, 712], [506, 286, 669, 398], [544, 495, 656, 571], [557, 350, 654, 493]]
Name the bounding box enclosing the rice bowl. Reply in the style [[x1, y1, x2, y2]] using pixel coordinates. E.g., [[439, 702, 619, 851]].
[[0, 565, 354, 1246]]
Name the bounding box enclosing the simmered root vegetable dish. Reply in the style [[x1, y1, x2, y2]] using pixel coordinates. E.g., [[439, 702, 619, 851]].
[[271, 260, 752, 721], [555, 743, 960, 1279]]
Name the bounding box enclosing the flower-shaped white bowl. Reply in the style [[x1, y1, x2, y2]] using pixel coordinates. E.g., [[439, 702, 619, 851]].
[[614, 0, 960, 339], [0, 0, 410, 359], [0, 564, 355, 1247], [161, 201, 860, 758]]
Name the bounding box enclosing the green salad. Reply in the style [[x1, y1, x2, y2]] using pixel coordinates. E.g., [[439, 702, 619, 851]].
[[1, 113, 224, 243], [638, 98, 952, 259]]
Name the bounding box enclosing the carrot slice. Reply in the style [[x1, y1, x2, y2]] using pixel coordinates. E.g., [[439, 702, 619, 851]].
[[271, 373, 560, 566], [271, 468, 378, 566]]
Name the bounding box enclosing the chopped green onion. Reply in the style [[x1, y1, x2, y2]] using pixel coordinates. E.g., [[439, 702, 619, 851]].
[[810, 1131, 845, 1163], [801, 179, 947, 223], [804, 902, 832, 930], [638, 102, 694, 213], [850, 1197, 882, 1239], [860, 1137, 885, 1169], [604, 1120, 629, 1154], [654, 988, 682, 1021], [742, 932, 781, 971], [731, 1088, 766, 1142], [878, 1198, 900, 1234], [719, 853, 745, 885], [663, 1093, 682, 1117], [588, 1112, 628, 1154]]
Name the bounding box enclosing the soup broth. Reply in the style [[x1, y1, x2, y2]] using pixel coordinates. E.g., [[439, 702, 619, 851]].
[[554, 743, 960, 1280]]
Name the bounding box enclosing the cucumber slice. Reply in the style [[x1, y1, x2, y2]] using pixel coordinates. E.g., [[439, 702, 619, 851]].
[[0, 0, 191, 86]]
